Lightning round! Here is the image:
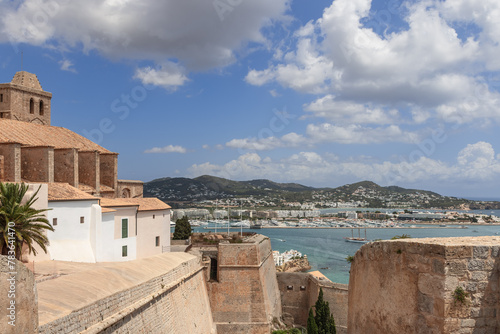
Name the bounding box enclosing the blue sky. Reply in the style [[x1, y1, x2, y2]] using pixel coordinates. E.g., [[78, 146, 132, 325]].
[[1, 0, 499, 198]]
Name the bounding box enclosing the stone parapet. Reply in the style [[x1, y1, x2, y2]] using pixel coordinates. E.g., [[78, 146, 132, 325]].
[[348, 237, 500, 334], [38, 253, 215, 333]]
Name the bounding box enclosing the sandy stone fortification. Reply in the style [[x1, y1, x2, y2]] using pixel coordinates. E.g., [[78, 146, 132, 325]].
[[0, 255, 38, 334], [5, 231, 500, 333], [348, 236, 500, 334]]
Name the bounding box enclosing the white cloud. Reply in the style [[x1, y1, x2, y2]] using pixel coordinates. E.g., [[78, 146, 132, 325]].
[[0, 0, 289, 71], [59, 59, 77, 73], [188, 142, 500, 189], [304, 95, 398, 124], [134, 62, 188, 90], [306, 123, 420, 144], [144, 145, 187, 154], [224, 123, 420, 151], [246, 0, 500, 126]]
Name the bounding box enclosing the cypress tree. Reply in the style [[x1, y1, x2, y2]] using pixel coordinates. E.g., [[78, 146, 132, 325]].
[[307, 308, 318, 334], [313, 288, 336, 334]]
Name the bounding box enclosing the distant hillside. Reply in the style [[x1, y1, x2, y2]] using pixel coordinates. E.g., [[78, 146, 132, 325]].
[[144, 175, 313, 203], [144, 175, 500, 210]]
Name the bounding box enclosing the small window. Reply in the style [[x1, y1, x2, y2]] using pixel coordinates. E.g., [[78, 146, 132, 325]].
[[210, 258, 218, 281], [153, 214, 155, 219], [155, 236, 160, 247], [122, 218, 128, 238], [39, 100, 44, 115], [122, 245, 127, 257], [29, 98, 34, 114], [80, 216, 84, 224], [52, 218, 57, 226], [287, 285, 293, 290], [300, 286, 306, 291], [0, 94, 3, 102]]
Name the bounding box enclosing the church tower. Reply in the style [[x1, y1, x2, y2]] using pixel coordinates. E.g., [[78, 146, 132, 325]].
[[0, 71, 52, 125]]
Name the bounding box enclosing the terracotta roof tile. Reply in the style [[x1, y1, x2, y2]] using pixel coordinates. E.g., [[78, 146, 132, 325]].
[[101, 208, 117, 213], [0, 119, 111, 153], [100, 198, 138, 208], [48, 183, 99, 201], [101, 197, 171, 211]]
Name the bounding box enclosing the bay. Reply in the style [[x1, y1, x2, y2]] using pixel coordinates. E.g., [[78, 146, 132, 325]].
[[193, 222, 500, 284]]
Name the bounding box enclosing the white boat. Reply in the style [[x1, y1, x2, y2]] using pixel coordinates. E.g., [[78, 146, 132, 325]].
[[230, 220, 250, 228], [344, 228, 369, 243]]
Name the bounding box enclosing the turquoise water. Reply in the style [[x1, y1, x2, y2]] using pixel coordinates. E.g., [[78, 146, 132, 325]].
[[193, 222, 500, 284], [258, 225, 500, 284]]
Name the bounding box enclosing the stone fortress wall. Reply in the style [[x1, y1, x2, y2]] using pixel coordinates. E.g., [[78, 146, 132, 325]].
[[5, 233, 500, 333], [277, 272, 348, 334], [0, 253, 215, 334], [0, 255, 38, 334], [38, 253, 215, 334], [348, 236, 500, 334], [204, 234, 282, 334]]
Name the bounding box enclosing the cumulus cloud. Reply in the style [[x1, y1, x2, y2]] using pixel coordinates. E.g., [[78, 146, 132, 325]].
[[0, 0, 289, 71], [224, 122, 420, 151], [134, 62, 188, 90], [304, 95, 398, 124], [246, 0, 500, 126], [188, 142, 500, 189], [144, 145, 187, 154]]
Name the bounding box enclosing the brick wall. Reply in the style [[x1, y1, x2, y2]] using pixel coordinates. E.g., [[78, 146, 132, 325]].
[[0, 81, 52, 125], [117, 180, 144, 198], [20, 146, 54, 182], [277, 272, 348, 333], [79, 151, 100, 194], [0, 143, 21, 182], [206, 235, 282, 334], [99, 153, 118, 190], [54, 148, 79, 186], [348, 237, 500, 334]]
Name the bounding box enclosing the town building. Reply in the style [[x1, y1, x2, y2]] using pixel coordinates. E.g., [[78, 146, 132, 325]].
[[0, 71, 171, 262]]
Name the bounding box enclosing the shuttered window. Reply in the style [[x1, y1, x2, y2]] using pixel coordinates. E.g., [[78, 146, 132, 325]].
[[122, 218, 128, 238]]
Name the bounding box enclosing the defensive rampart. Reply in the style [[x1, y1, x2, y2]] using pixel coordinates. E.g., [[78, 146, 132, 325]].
[[0, 255, 38, 334], [204, 234, 282, 334], [0, 252, 215, 334], [277, 272, 348, 333], [348, 236, 500, 334]]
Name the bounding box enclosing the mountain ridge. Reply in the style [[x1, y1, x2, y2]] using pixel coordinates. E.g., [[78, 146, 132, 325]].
[[144, 175, 500, 210]]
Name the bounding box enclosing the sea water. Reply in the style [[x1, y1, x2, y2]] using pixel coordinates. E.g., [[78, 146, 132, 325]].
[[192, 209, 500, 284], [259, 224, 500, 284]]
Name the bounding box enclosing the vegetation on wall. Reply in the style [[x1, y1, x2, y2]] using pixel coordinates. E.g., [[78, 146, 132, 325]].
[[0, 182, 53, 260], [452, 286, 469, 305]]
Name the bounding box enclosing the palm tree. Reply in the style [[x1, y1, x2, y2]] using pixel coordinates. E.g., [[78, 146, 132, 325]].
[[0, 182, 53, 260]]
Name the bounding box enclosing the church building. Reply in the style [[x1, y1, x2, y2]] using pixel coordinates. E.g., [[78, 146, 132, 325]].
[[0, 71, 171, 262]]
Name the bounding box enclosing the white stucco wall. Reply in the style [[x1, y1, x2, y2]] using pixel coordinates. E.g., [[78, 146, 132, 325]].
[[47, 200, 98, 262], [24, 183, 52, 262], [136, 209, 171, 259], [95, 210, 137, 262]]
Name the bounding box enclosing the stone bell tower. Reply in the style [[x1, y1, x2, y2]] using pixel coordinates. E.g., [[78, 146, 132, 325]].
[[0, 71, 52, 125]]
